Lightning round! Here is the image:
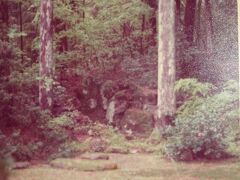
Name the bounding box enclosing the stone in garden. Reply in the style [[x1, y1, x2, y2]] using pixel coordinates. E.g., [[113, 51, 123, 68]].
[[120, 109, 154, 138], [80, 153, 110, 160], [50, 158, 118, 171], [13, 162, 31, 169]]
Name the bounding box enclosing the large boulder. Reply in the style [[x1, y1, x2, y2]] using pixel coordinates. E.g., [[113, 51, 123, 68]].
[[53, 83, 81, 115], [100, 80, 119, 110], [104, 81, 157, 129], [89, 138, 108, 152], [101, 80, 156, 110], [106, 96, 130, 127], [119, 109, 154, 138], [75, 76, 101, 113]]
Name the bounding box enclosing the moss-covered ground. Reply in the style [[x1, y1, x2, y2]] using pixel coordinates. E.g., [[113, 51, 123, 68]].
[[9, 153, 240, 180]]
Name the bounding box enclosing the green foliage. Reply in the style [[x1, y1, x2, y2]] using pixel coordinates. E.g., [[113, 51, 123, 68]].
[[0, 131, 16, 160], [55, 141, 90, 159], [48, 114, 74, 128], [1, 128, 46, 161], [13, 141, 43, 161], [175, 78, 214, 98], [0, 0, 238, 162], [175, 79, 215, 119], [77, 122, 127, 146], [8, 28, 27, 39], [44, 112, 77, 142], [164, 79, 239, 161], [52, 0, 154, 71]]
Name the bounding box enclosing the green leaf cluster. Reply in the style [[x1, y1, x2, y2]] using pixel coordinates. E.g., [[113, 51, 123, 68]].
[[164, 79, 239, 161]]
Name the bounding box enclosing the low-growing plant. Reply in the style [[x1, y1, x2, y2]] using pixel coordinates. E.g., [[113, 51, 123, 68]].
[[164, 79, 239, 161], [0, 131, 16, 159], [43, 112, 77, 142]]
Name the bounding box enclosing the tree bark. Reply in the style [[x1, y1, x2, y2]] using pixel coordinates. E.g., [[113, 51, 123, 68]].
[[175, 0, 181, 79], [175, 0, 180, 21], [203, 0, 213, 52], [0, 0, 9, 41], [19, 2, 24, 61], [237, 0, 240, 126], [195, 0, 202, 48], [140, 14, 146, 55], [39, 0, 53, 110], [144, 0, 157, 46], [0, 0, 9, 27], [157, 0, 176, 129], [179, 0, 197, 78], [55, 19, 68, 52], [82, 0, 85, 19], [184, 0, 197, 44]]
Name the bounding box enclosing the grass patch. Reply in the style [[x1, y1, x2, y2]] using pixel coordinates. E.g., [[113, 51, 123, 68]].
[[190, 163, 240, 180], [10, 154, 240, 180]]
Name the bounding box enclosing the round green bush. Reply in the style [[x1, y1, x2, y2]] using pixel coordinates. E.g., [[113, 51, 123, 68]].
[[164, 79, 239, 161]]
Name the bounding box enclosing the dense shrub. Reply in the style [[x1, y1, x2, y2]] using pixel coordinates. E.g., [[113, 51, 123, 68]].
[[0, 131, 15, 159], [41, 112, 79, 143], [164, 79, 239, 161], [0, 63, 40, 128]]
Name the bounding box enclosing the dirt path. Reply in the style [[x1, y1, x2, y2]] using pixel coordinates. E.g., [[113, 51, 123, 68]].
[[9, 154, 240, 180]]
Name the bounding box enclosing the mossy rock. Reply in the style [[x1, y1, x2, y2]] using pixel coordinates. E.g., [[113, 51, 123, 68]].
[[79, 153, 109, 160], [50, 158, 118, 171], [120, 109, 154, 138], [106, 147, 129, 154], [89, 138, 108, 152]]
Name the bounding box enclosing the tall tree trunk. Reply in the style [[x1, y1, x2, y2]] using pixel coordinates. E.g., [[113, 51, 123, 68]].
[[57, 22, 68, 52], [82, 0, 85, 19], [195, 0, 202, 48], [203, 0, 213, 52], [181, 0, 197, 78], [237, 0, 240, 126], [175, 0, 181, 79], [39, 0, 53, 110], [144, 0, 157, 46], [140, 14, 145, 55], [82, 0, 89, 68], [194, 0, 214, 81], [0, 0, 9, 41], [19, 2, 24, 61], [157, 0, 176, 129], [0, 0, 9, 27], [184, 0, 197, 44], [62, 24, 68, 51], [175, 0, 180, 22]]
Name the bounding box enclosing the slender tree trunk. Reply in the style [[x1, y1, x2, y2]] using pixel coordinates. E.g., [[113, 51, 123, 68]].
[[175, 0, 181, 79], [147, 0, 158, 45], [58, 22, 68, 52], [0, 0, 9, 41], [19, 2, 24, 61], [82, 0, 85, 19], [0, 0, 9, 27], [157, 0, 176, 129], [82, 0, 87, 64], [39, 0, 53, 110], [237, 0, 240, 126], [181, 0, 197, 78], [184, 0, 197, 44], [140, 14, 145, 55], [195, 0, 202, 48], [175, 0, 180, 22], [203, 0, 213, 52]]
